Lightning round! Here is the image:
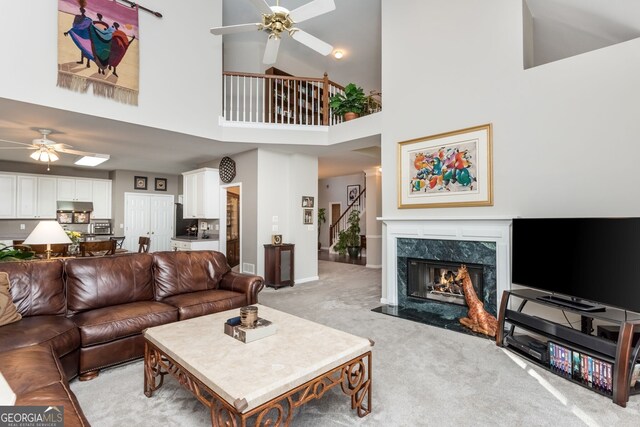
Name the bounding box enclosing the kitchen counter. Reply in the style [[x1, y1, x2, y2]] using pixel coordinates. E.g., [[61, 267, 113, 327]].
[[170, 236, 219, 251], [172, 235, 219, 242]]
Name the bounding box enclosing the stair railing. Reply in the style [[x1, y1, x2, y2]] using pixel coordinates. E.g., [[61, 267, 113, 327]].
[[329, 187, 366, 247]]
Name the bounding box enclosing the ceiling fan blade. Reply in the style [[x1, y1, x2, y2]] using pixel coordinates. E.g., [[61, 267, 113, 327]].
[[291, 30, 333, 55], [0, 146, 35, 150], [289, 0, 336, 23], [263, 37, 281, 64], [210, 23, 261, 35], [249, 0, 273, 15], [56, 147, 94, 156], [0, 138, 34, 147], [51, 143, 73, 150]]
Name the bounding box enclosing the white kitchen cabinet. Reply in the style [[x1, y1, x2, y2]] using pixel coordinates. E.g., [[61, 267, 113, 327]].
[[0, 174, 17, 218], [91, 180, 112, 219], [57, 178, 92, 201], [16, 176, 56, 219], [36, 177, 57, 218], [182, 168, 219, 219], [16, 175, 37, 218], [170, 239, 219, 251]]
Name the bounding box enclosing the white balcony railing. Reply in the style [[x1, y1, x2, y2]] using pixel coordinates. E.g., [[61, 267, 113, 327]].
[[222, 71, 381, 126]]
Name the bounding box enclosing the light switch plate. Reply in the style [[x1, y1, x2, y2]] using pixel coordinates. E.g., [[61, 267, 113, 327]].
[[272, 225, 279, 232], [272, 216, 278, 223]]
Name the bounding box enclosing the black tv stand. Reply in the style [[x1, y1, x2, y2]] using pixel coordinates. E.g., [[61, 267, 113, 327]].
[[497, 288, 640, 407], [537, 295, 606, 312]]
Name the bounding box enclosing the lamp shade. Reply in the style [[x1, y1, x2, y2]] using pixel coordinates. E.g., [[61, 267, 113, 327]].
[[23, 221, 72, 245]]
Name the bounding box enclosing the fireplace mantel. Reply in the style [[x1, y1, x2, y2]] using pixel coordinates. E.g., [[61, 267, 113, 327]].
[[382, 217, 513, 308]]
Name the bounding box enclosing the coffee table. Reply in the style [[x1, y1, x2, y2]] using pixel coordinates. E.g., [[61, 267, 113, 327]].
[[143, 305, 372, 426]]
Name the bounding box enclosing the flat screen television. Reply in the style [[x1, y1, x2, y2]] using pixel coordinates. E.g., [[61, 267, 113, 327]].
[[512, 217, 640, 314]]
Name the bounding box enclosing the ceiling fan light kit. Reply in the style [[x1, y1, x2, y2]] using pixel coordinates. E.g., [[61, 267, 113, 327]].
[[0, 129, 110, 169], [210, 0, 336, 64], [30, 148, 59, 163]]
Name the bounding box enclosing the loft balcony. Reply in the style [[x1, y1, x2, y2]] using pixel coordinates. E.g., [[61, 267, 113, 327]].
[[221, 69, 381, 128]]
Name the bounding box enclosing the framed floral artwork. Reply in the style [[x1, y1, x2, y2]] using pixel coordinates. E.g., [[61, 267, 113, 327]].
[[398, 124, 493, 208]]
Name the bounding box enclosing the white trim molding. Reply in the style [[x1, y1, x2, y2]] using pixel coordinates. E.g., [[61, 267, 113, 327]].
[[382, 217, 513, 309], [295, 276, 320, 285]]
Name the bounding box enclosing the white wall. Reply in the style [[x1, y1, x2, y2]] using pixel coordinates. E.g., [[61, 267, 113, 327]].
[[382, 0, 640, 220], [288, 154, 319, 282], [256, 149, 318, 283], [0, 0, 222, 140]]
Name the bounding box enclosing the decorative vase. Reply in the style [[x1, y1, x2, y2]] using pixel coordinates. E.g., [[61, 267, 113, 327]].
[[344, 112, 359, 121]]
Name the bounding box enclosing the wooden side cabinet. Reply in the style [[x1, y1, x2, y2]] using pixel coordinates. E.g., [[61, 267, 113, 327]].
[[264, 244, 295, 289]]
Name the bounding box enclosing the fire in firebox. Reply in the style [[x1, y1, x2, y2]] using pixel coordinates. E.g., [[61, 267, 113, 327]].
[[407, 259, 484, 307]]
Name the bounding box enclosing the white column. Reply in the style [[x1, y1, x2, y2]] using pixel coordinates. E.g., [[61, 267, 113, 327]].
[[364, 167, 382, 268]]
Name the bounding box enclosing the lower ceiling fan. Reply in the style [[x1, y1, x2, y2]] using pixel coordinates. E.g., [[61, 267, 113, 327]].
[[0, 129, 109, 170], [210, 0, 336, 64]]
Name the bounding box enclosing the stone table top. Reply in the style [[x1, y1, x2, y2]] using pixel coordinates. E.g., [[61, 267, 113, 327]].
[[144, 304, 372, 413]]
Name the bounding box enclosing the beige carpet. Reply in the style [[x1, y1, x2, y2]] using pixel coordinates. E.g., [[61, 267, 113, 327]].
[[70, 261, 640, 426]]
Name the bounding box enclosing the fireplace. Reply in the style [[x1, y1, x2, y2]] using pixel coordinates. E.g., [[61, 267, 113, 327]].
[[407, 259, 483, 307]]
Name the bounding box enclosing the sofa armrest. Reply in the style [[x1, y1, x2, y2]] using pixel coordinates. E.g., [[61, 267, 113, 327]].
[[219, 272, 264, 305]]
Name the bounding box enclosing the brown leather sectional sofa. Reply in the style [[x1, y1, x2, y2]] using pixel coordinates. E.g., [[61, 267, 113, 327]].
[[0, 250, 264, 426]]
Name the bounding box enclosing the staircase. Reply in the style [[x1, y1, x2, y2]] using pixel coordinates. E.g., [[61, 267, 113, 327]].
[[329, 187, 366, 251]]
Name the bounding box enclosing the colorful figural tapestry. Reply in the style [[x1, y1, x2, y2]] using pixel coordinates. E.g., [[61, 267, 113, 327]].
[[58, 0, 139, 105]]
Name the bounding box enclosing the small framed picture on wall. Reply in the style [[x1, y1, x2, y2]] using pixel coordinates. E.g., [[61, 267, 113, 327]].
[[134, 176, 147, 190], [303, 208, 313, 224], [302, 196, 314, 208], [155, 178, 167, 191], [347, 185, 360, 204]]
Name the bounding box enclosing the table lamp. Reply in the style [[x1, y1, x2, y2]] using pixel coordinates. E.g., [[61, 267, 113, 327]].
[[23, 221, 72, 259]]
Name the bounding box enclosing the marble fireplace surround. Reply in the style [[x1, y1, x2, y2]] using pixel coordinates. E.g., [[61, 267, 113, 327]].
[[382, 218, 513, 311]]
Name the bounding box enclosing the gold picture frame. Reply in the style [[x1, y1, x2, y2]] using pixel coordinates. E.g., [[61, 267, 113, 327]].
[[397, 124, 493, 209]]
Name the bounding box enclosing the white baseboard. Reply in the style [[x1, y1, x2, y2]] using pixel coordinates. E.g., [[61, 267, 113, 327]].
[[366, 264, 382, 269], [295, 276, 319, 285]]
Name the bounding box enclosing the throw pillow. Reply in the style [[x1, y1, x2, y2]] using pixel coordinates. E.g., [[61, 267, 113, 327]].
[[0, 272, 21, 327]]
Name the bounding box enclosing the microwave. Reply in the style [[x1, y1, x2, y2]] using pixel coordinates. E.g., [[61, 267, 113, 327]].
[[91, 222, 112, 235]]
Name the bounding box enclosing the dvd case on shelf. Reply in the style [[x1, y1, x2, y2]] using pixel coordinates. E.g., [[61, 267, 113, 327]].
[[548, 341, 613, 396]]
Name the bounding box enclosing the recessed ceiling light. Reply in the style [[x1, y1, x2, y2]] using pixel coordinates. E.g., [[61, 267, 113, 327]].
[[333, 50, 344, 59], [74, 154, 110, 167]]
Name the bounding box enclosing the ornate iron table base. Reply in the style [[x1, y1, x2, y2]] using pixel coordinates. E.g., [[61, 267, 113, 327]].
[[144, 341, 372, 426]]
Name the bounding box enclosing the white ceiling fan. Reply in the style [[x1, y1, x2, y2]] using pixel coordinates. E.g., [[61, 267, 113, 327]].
[[0, 129, 109, 170], [210, 0, 336, 64]]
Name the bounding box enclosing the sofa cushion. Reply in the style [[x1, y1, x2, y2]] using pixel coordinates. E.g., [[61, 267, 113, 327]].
[[0, 272, 21, 326], [153, 251, 231, 300], [0, 345, 64, 396], [0, 260, 66, 316], [0, 315, 80, 358], [163, 289, 248, 320], [16, 383, 89, 427], [0, 345, 89, 427], [71, 301, 177, 347], [65, 253, 154, 315]]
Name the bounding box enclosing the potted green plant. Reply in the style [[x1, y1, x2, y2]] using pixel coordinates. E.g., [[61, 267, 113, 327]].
[[329, 83, 367, 121], [334, 210, 361, 258], [0, 244, 35, 262], [317, 208, 326, 250]]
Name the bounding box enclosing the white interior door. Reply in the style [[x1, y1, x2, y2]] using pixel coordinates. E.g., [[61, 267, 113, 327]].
[[124, 193, 150, 253], [125, 193, 174, 253], [149, 195, 174, 252]]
